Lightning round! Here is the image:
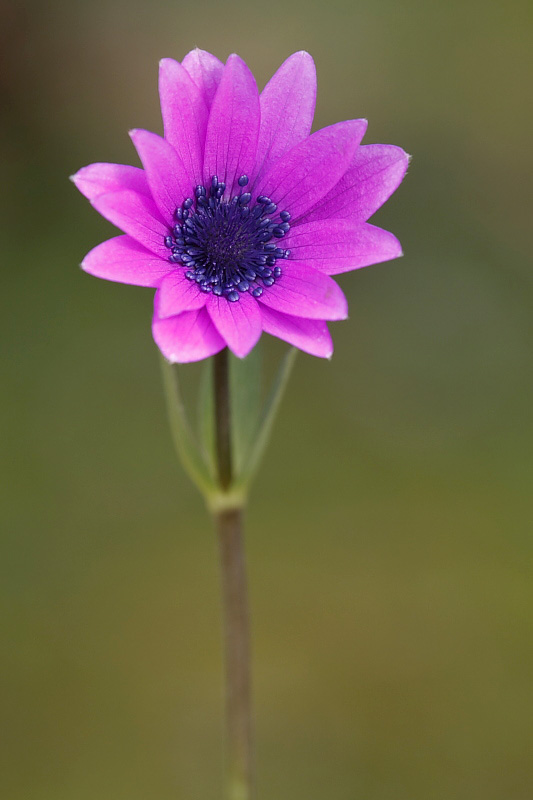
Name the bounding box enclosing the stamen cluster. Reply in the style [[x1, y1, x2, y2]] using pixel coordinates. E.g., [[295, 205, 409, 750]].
[[163, 175, 291, 302]]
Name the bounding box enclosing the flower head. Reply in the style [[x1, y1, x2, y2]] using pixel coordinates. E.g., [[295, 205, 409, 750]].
[[72, 50, 408, 362]]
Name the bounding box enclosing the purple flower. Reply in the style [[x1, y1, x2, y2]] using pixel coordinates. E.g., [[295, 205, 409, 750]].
[[72, 50, 408, 362]]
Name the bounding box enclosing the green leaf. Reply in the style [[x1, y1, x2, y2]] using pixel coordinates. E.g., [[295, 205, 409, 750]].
[[236, 347, 297, 490], [229, 345, 262, 479], [159, 355, 217, 498]]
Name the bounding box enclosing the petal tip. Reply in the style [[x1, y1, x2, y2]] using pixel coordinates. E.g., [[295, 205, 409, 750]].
[[228, 342, 257, 359], [159, 57, 182, 82], [322, 340, 334, 360], [225, 52, 250, 72], [69, 168, 86, 189], [158, 348, 179, 364], [394, 146, 411, 169], [223, 327, 262, 360], [290, 49, 315, 65], [185, 46, 205, 59], [229, 344, 256, 360], [340, 117, 368, 143], [80, 257, 95, 276], [337, 293, 349, 321], [393, 148, 411, 169]]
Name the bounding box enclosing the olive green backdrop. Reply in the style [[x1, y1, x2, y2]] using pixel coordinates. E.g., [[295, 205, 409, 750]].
[[1, 0, 532, 798]]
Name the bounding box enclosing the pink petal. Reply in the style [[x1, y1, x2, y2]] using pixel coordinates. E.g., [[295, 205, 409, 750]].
[[81, 235, 174, 287], [302, 144, 410, 223], [156, 271, 207, 316], [254, 119, 367, 221], [206, 292, 263, 359], [257, 262, 348, 320], [203, 54, 260, 195], [260, 305, 333, 358], [152, 306, 225, 363], [71, 162, 150, 202], [159, 58, 209, 186], [182, 48, 224, 109], [284, 220, 403, 274], [252, 51, 316, 184], [130, 129, 191, 224], [91, 189, 170, 258]]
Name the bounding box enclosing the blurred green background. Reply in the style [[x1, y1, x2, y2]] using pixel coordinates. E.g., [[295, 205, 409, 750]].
[[1, 0, 532, 798]]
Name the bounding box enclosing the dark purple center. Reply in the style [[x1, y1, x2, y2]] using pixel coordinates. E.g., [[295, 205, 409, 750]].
[[163, 175, 291, 302]]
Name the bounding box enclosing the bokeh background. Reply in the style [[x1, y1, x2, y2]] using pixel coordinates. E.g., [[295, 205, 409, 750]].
[[2, 0, 532, 798]]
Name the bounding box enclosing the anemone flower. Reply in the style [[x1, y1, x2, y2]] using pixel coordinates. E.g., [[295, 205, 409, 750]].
[[72, 50, 409, 800], [72, 49, 408, 363]]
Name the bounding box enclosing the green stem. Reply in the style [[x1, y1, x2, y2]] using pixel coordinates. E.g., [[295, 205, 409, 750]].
[[159, 355, 215, 497], [214, 348, 233, 491], [213, 349, 254, 800], [216, 507, 253, 800], [236, 347, 297, 491]]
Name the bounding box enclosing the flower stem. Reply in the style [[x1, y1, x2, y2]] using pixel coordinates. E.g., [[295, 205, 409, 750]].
[[214, 348, 233, 491], [213, 349, 254, 800], [216, 507, 253, 800]]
